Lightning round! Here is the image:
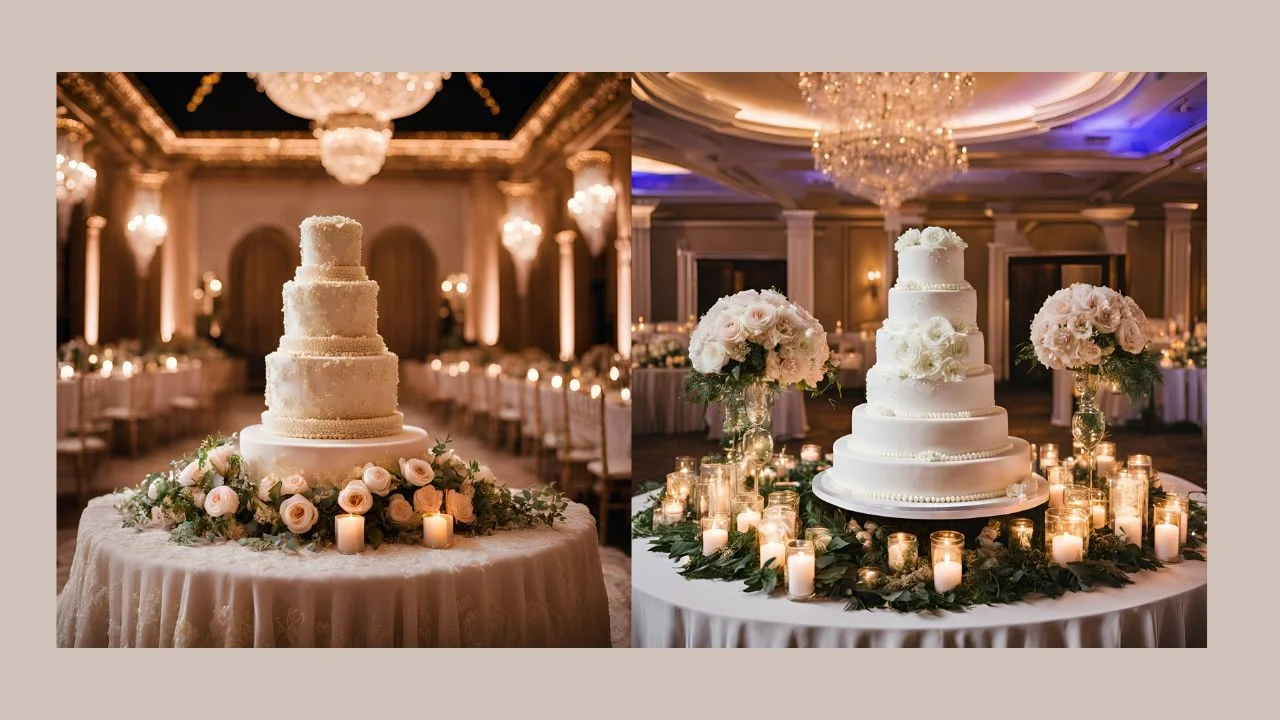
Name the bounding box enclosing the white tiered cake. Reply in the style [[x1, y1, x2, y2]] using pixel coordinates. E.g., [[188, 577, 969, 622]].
[[239, 216, 429, 483], [827, 227, 1033, 506]]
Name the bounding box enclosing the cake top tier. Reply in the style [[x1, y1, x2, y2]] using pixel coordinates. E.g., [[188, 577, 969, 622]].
[[300, 215, 363, 267], [894, 227, 969, 289]]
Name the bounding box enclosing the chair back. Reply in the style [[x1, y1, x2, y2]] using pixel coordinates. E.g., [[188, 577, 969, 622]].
[[77, 375, 108, 436], [127, 371, 157, 416]]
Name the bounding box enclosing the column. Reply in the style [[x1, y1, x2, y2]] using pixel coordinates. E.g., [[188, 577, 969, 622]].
[[675, 244, 697, 324], [1163, 202, 1198, 325], [557, 230, 577, 361], [1082, 205, 1136, 255], [84, 215, 106, 346], [615, 235, 632, 357], [159, 166, 193, 342], [468, 176, 504, 346], [783, 210, 816, 312], [985, 203, 1032, 380], [632, 201, 658, 327]]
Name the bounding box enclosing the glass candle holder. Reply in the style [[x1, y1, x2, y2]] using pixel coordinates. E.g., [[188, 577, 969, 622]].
[[1045, 507, 1090, 565], [757, 517, 790, 569], [857, 566, 883, 588], [1110, 469, 1146, 546], [887, 532, 918, 574], [666, 471, 694, 503], [1028, 443, 1037, 474], [1125, 457, 1151, 534], [1063, 485, 1092, 513], [1094, 454, 1117, 481], [674, 456, 697, 474], [1095, 441, 1117, 458], [1165, 492, 1189, 544], [1089, 488, 1109, 530], [659, 495, 686, 527], [930, 530, 965, 593], [1047, 465, 1073, 509], [731, 493, 764, 533], [800, 444, 822, 463], [699, 461, 736, 516], [785, 540, 817, 600], [804, 526, 834, 553], [1039, 443, 1059, 473], [772, 451, 795, 478], [1127, 454, 1153, 478], [1152, 497, 1184, 563], [762, 504, 797, 542], [335, 513, 365, 554], [1008, 518, 1035, 551], [422, 512, 454, 549], [700, 514, 730, 555]]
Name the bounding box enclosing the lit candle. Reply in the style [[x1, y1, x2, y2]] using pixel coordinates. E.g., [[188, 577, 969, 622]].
[[165, 356, 178, 371], [857, 566, 882, 588], [787, 544, 816, 599], [759, 540, 784, 569], [662, 497, 685, 524], [930, 530, 965, 593], [1049, 482, 1065, 509], [59, 364, 74, 380], [620, 387, 631, 403], [1051, 533, 1084, 565], [1095, 455, 1116, 478], [423, 512, 453, 549], [933, 559, 963, 593], [1009, 518, 1034, 550], [1039, 444, 1058, 473], [887, 532, 917, 573], [800, 444, 822, 463], [1114, 514, 1142, 545], [335, 514, 365, 554], [1091, 503, 1107, 529], [703, 527, 729, 555], [1154, 522, 1180, 561], [736, 509, 761, 533]]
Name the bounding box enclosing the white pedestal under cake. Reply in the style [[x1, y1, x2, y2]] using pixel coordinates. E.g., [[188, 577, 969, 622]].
[[239, 216, 430, 484]]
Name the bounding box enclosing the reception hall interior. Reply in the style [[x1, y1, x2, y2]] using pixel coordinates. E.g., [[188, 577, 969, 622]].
[[629, 72, 1207, 647], [55, 72, 632, 647]]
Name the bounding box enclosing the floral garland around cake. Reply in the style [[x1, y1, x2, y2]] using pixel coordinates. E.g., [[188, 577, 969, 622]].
[[1017, 283, 1162, 401], [633, 462, 1205, 613], [683, 288, 840, 404], [117, 435, 568, 551]]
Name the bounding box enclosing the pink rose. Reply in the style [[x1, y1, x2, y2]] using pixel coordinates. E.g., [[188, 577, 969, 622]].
[[1116, 319, 1146, 354], [203, 486, 239, 518], [413, 485, 443, 514], [178, 460, 201, 487], [1079, 340, 1103, 366], [741, 302, 778, 336], [279, 495, 319, 534], [446, 489, 476, 524], [338, 480, 373, 515], [717, 314, 747, 346], [1066, 313, 1093, 341]]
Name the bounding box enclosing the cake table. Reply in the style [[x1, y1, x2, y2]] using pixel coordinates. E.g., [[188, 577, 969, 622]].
[[58, 494, 612, 647], [631, 475, 1206, 648]]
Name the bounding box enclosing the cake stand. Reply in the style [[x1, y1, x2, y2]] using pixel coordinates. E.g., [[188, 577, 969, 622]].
[[811, 469, 1050, 521]]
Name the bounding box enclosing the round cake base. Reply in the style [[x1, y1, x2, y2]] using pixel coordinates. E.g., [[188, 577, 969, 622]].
[[811, 469, 1049, 521], [238, 423, 430, 486]]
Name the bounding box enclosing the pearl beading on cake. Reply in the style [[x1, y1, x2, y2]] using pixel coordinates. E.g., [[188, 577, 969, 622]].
[[894, 279, 973, 292], [864, 443, 1015, 463], [844, 487, 1009, 503], [279, 335, 387, 356], [867, 405, 1000, 419]]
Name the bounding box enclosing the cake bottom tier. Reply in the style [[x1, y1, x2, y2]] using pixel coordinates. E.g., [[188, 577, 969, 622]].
[[829, 435, 1032, 503], [239, 423, 430, 486]]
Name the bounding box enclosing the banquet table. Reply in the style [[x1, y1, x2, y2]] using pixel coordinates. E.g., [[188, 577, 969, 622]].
[[705, 386, 809, 441], [56, 366, 202, 437], [606, 396, 632, 467], [1051, 366, 1207, 429], [632, 476, 1206, 648], [632, 367, 707, 435], [58, 494, 612, 647]]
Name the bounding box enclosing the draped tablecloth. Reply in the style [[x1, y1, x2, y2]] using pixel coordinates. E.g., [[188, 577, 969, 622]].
[[56, 367, 201, 437], [1052, 367, 1207, 428], [632, 476, 1206, 648], [632, 368, 707, 435], [58, 494, 612, 647], [705, 387, 809, 441], [606, 398, 632, 467]]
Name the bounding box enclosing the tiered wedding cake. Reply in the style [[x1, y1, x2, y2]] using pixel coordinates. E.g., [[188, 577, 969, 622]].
[[239, 216, 430, 483], [828, 227, 1032, 505]]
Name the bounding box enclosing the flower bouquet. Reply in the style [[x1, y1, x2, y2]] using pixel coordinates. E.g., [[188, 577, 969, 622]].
[[117, 434, 567, 552]]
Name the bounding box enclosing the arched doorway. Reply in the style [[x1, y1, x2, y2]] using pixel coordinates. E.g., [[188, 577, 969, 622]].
[[226, 226, 299, 389], [367, 227, 439, 360]]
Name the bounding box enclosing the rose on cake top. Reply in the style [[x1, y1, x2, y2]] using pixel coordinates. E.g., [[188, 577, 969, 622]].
[[895, 226, 968, 252]]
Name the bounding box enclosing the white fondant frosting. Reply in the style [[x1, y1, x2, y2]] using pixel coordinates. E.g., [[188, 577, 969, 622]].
[[896, 244, 965, 285], [888, 286, 978, 326], [239, 423, 429, 484], [264, 351, 400, 421], [865, 364, 995, 415], [283, 280, 379, 338], [830, 436, 1032, 502], [849, 404, 1010, 457]]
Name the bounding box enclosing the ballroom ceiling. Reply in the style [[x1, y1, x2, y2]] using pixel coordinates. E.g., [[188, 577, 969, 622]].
[[632, 72, 1207, 209], [130, 72, 562, 137]]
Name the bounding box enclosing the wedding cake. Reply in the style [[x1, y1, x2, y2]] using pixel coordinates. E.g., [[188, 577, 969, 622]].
[[239, 216, 430, 483], [828, 227, 1032, 504]]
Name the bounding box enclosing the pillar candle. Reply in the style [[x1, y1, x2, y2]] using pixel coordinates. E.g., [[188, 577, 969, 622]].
[[423, 513, 452, 548], [1154, 522, 1180, 561], [736, 509, 761, 533], [933, 559, 963, 593], [702, 527, 729, 554], [336, 514, 365, 554], [1049, 483, 1065, 509], [1091, 503, 1107, 529], [1095, 455, 1116, 478], [760, 540, 785, 569], [788, 553, 816, 597], [1051, 533, 1084, 565], [1114, 514, 1142, 546], [662, 497, 685, 524]]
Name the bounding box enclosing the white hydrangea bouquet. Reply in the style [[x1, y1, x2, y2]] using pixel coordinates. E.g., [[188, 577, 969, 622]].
[[683, 288, 838, 403], [1018, 283, 1161, 400], [116, 434, 567, 552]]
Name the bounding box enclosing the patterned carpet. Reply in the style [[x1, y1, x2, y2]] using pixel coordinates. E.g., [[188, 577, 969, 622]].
[[55, 391, 632, 648]]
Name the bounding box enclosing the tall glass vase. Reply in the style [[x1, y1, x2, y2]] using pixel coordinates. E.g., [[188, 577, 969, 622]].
[[720, 380, 779, 493], [1071, 369, 1107, 490]]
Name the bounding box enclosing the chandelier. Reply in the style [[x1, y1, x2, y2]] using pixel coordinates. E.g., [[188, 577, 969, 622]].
[[565, 150, 616, 256], [499, 182, 543, 297], [249, 72, 450, 186], [799, 72, 975, 209], [126, 172, 169, 277]]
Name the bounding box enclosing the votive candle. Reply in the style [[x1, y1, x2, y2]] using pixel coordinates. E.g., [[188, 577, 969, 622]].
[[1047, 465, 1071, 509], [1153, 498, 1184, 563], [1009, 518, 1035, 551], [701, 515, 730, 555], [887, 532, 918, 573], [800, 444, 822, 463], [857, 566, 883, 588], [1039, 444, 1059, 473], [1090, 488, 1108, 529], [661, 496, 685, 525], [930, 530, 965, 593], [666, 471, 694, 502], [1114, 514, 1142, 546], [758, 518, 788, 569], [1045, 507, 1090, 565], [785, 540, 816, 600], [423, 512, 454, 548], [731, 493, 764, 533], [336, 514, 365, 554], [674, 456, 697, 474]]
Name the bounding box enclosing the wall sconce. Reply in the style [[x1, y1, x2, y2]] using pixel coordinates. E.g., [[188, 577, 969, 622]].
[[866, 270, 883, 299]]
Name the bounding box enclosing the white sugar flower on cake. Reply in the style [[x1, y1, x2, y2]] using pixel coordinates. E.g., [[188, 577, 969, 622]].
[[895, 226, 967, 251]]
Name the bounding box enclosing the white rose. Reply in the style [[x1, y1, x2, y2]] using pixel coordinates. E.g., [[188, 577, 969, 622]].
[[1094, 299, 1123, 333], [206, 445, 236, 476], [717, 314, 747, 346], [922, 317, 957, 348], [385, 494, 420, 528], [759, 289, 788, 306], [1067, 313, 1093, 341], [741, 302, 778, 337], [279, 494, 319, 534], [1079, 340, 1103, 365], [446, 489, 477, 524], [919, 226, 959, 249], [894, 228, 922, 250], [911, 351, 942, 379], [695, 341, 728, 374], [764, 351, 782, 383], [257, 475, 280, 503], [178, 460, 201, 487], [772, 309, 802, 345], [939, 356, 966, 382], [1116, 318, 1146, 354], [413, 485, 443, 514], [1069, 284, 1094, 310], [778, 356, 804, 385], [147, 479, 160, 501], [399, 457, 435, 487], [1046, 294, 1073, 319], [473, 465, 495, 486], [362, 463, 394, 496], [203, 486, 239, 518], [338, 480, 373, 515], [281, 474, 308, 496], [893, 334, 925, 368]]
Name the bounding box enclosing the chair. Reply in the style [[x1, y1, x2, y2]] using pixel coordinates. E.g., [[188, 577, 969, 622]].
[[587, 389, 632, 544], [558, 382, 603, 501], [520, 374, 543, 462], [57, 375, 110, 503], [170, 362, 218, 439], [495, 375, 524, 452], [102, 371, 157, 456]]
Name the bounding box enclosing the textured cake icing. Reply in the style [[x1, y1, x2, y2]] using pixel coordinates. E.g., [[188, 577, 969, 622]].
[[262, 216, 404, 440], [828, 227, 1032, 503]]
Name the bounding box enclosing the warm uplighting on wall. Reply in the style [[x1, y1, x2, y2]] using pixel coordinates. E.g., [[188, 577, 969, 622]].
[[866, 269, 883, 298]]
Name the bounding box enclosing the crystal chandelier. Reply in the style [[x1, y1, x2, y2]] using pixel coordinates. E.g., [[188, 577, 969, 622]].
[[499, 182, 543, 297], [565, 150, 616, 256], [249, 72, 450, 186], [126, 172, 169, 277], [799, 72, 975, 209], [56, 113, 97, 205]]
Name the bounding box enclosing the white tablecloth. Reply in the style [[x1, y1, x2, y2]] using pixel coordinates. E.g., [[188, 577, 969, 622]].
[[1051, 367, 1207, 428], [58, 494, 612, 647], [56, 367, 201, 437], [632, 476, 1206, 647], [705, 387, 809, 441], [632, 368, 707, 435], [607, 399, 632, 467]]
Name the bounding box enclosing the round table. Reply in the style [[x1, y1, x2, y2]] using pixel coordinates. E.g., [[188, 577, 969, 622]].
[[632, 368, 707, 435], [632, 476, 1206, 647], [58, 494, 612, 647]]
